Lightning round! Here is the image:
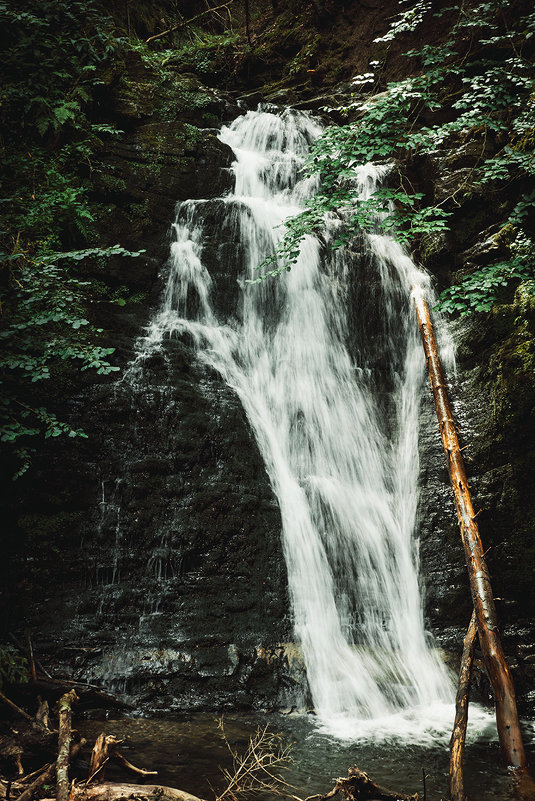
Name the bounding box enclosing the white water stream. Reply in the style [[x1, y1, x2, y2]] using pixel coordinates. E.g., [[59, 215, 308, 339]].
[[133, 107, 489, 740]]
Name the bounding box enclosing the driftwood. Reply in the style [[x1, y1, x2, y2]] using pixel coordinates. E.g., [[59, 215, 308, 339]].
[[413, 290, 527, 770], [88, 735, 122, 785], [76, 785, 204, 801], [313, 767, 417, 801], [56, 691, 78, 801], [87, 733, 157, 784], [449, 611, 477, 801]]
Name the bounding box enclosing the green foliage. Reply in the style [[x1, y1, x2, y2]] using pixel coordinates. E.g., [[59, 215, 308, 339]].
[[286, 35, 320, 77], [158, 31, 240, 83], [0, 244, 144, 475], [0, 0, 120, 140], [0, 0, 146, 476], [436, 228, 534, 315], [0, 645, 28, 689], [374, 0, 432, 43], [260, 0, 535, 316]]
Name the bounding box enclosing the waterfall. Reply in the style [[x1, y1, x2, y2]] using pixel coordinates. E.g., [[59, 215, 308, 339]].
[[139, 106, 455, 737]]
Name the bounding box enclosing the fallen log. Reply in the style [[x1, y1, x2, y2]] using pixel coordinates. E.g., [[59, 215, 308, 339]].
[[56, 691, 78, 801], [75, 785, 204, 801], [450, 611, 477, 801], [86, 733, 158, 784], [16, 678, 131, 711], [413, 289, 527, 770]]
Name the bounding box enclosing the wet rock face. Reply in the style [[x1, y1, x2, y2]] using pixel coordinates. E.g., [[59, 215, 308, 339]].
[[84, 55, 238, 294], [53, 340, 298, 710], [16, 307, 299, 713]]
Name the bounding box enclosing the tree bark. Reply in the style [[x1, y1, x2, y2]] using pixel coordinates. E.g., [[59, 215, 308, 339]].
[[36, 700, 50, 731], [450, 611, 477, 801], [56, 691, 78, 801], [413, 290, 527, 770]]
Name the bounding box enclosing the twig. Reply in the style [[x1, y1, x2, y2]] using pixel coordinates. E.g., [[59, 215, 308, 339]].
[[0, 691, 33, 722], [216, 722, 294, 801], [26, 632, 37, 683], [9, 633, 52, 680]]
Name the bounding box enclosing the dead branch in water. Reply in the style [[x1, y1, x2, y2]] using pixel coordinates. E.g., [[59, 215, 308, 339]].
[[215, 719, 295, 801], [306, 767, 418, 801], [85, 732, 158, 785]]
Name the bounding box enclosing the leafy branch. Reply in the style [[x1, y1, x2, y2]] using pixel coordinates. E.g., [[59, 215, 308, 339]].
[[256, 0, 535, 316]]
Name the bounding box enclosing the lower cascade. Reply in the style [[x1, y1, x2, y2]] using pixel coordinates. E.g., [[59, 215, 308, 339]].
[[136, 106, 456, 736]]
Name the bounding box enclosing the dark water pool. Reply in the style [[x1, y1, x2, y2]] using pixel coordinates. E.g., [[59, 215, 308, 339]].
[[78, 712, 535, 801]]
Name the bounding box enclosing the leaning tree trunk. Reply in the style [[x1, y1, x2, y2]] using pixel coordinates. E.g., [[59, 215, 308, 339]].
[[412, 290, 527, 770]]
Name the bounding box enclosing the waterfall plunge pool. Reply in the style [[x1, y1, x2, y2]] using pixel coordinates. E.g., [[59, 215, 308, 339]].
[[77, 711, 526, 801]]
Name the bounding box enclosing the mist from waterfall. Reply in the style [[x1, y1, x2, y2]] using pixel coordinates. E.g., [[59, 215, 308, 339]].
[[137, 106, 465, 740]]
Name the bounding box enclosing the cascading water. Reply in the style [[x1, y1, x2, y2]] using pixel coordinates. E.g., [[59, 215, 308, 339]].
[[136, 106, 457, 737]]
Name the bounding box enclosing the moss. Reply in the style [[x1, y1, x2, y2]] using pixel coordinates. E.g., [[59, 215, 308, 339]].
[[481, 288, 535, 448], [97, 173, 127, 194], [125, 199, 151, 223], [419, 230, 447, 263]]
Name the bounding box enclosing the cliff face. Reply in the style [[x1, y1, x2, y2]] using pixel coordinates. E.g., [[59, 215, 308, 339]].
[[2, 0, 534, 713]]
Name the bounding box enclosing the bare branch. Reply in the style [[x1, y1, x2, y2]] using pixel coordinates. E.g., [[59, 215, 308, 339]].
[[145, 2, 234, 45]]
